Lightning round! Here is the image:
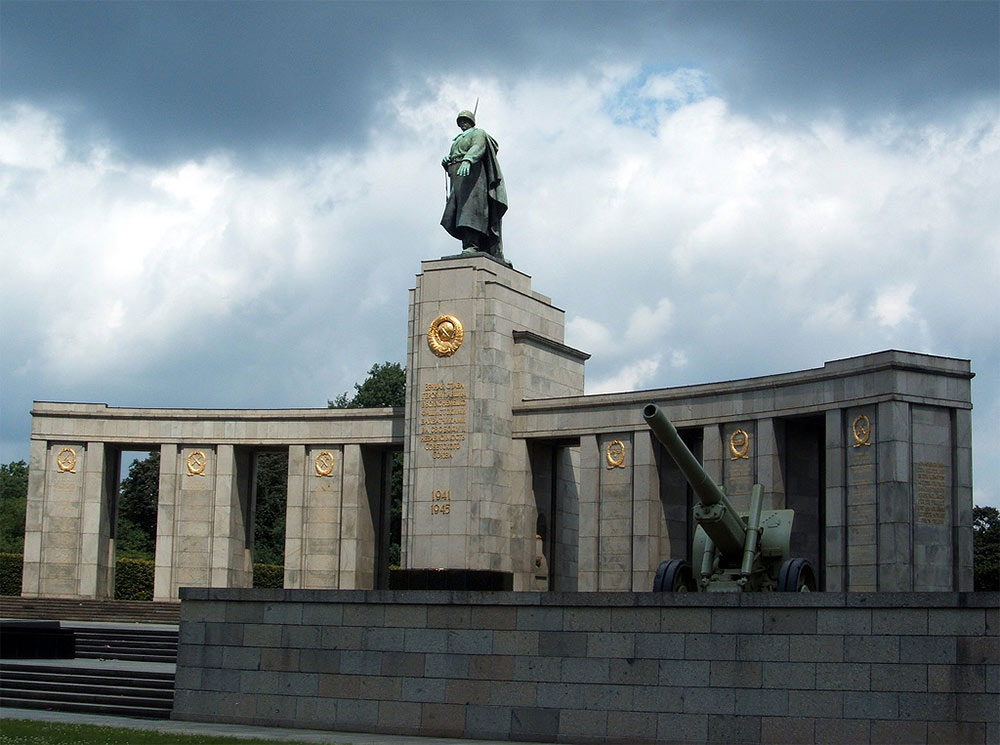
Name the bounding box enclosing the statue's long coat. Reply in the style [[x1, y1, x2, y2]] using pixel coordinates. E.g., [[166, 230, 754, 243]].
[[441, 127, 507, 253]]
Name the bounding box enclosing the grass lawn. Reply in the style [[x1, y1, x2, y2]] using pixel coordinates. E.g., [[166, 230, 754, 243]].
[[0, 718, 336, 745]]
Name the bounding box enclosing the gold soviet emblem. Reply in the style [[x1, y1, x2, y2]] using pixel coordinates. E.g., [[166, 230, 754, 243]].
[[729, 429, 750, 460], [56, 447, 77, 473], [852, 414, 872, 447], [606, 440, 626, 469], [314, 450, 335, 477], [427, 314, 464, 357], [186, 450, 207, 476]]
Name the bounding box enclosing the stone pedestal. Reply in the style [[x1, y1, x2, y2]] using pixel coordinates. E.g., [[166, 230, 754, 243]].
[[401, 256, 587, 589]]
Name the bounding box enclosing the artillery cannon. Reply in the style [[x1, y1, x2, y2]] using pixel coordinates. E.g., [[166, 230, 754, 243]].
[[643, 403, 816, 592]]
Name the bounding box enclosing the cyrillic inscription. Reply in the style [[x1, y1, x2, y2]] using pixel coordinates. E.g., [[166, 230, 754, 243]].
[[420, 382, 467, 459], [916, 461, 948, 525]]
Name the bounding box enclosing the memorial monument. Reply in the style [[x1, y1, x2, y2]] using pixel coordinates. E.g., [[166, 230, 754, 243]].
[[19, 109, 975, 600]]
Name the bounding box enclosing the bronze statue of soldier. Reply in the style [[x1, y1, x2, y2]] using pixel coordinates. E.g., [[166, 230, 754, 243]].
[[440, 109, 509, 264]]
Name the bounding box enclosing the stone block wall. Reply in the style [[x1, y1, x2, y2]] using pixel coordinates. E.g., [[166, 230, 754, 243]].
[[173, 589, 998, 744]]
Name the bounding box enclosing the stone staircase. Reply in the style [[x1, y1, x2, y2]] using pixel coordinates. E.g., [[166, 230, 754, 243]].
[[0, 596, 180, 625], [0, 662, 175, 718], [1, 598, 179, 719], [70, 626, 178, 664]]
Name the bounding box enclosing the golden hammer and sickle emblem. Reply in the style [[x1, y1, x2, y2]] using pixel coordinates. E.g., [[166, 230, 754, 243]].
[[314, 450, 335, 477], [186, 450, 207, 476], [606, 440, 626, 469], [729, 429, 750, 460], [56, 447, 77, 473], [428, 314, 465, 357], [852, 414, 872, 447]]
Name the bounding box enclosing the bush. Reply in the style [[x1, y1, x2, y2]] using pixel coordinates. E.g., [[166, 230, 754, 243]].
[[253, 562, 283, 589], [114, 557, 153, 600], [1, 552, 22, 595]]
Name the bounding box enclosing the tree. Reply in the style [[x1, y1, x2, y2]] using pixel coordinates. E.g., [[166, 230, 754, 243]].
[[0, 460, 28, 554], [117, 452, 160, 559], [253, 451, 288, 566], [973, 505, 999, 591], [329, 362, 405, 567], [329, 362, 406, 409]]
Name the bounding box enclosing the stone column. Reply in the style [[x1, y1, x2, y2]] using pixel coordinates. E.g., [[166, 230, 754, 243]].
[[576, 434, 600, 591], [877, 400, 913, 591], [845, 405, 878, 591], [153, 444, 178, 601], [209, 444, 252, 589], [953, 408, 974, 591], [20, 439, 48, 597], [631, 431, 661, 591], [283, 445, 307, 589], [78, 441, 115, 598], [757, 418, 785, 510], [823, 410, 847, 591], [596, 433, 633, 591], [339, 443, 375, 589]]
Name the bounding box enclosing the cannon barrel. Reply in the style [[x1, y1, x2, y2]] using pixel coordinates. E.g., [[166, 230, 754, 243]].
[[642, 403, 725, 506], [643, 403, 747, 560]]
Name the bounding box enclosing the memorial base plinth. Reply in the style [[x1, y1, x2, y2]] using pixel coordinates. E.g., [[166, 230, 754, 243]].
[[388, 568, 513, 591]]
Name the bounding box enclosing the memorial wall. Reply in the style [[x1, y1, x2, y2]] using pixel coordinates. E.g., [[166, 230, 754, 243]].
[[22, 256, 975, 598]]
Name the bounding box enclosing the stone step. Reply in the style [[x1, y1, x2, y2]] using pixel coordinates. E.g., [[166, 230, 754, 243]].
[[1, 597, 180, 625]]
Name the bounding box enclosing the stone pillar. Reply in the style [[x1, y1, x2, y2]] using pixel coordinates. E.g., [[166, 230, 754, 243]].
[[721, 420, 756, 511], [78, 441, 115, 598], [20, 439, 48, 597], [845, 405, 878, 591], [953, 408, 974, 591], [283, 445, 307, 589], [339, 444, 375, 589], [401, 256, 584, 583], [154, 444, 178, 601], [909, 404, 959, 591], [877, 400, 913, 591], [631, 431, 661, 591], [596, 433, 633, 591], [577, 434, 600, 591], [209, 445, 252, 589], [757, 418, 785, 510], [824, 410, 847, 591], [22, 441, 113, 598]]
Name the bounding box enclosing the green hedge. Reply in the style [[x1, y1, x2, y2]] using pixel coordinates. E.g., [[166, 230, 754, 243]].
[[114, 557, 153, 600], [1, 552, 22, 595], [253, 562, 283, 589]]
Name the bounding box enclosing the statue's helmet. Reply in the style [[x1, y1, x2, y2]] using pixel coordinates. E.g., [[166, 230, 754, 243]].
[[456, 110, 476, 127]]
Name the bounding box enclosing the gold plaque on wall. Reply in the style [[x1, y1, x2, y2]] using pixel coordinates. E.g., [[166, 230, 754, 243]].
[[729, 429, 750, 460], [852, 414, 872, 447], [186, 450, 207, 476], [56, 447, 77, 473], [314, 450, 335, 477], [606, 439, 626, 469], [427, 314, 464, 357]]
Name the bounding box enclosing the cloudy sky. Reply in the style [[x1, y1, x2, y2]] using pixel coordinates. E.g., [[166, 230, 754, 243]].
[[1, 1, 997, 507]]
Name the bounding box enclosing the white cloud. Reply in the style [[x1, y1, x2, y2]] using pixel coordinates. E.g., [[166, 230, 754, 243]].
[[872, 284, 916, 328], [2, 73, 998, 506], [589, 356, 662, 395]]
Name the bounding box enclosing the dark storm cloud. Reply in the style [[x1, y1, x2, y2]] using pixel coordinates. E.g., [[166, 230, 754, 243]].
[[3, 1, 996, 161]]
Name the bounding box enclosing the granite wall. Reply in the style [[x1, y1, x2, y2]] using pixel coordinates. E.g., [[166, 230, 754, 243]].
[[173, 589, 998, 744]]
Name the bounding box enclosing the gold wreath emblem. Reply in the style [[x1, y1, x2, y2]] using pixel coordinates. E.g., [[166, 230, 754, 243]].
[[56, 447, 77, 473], [729, 429, 750, 460], [314, 450, 335, 477], [606, 439, 626, 469], [852, 414, 872, 447], [186, 450, 207, 476], [428, 314, 464, 357]]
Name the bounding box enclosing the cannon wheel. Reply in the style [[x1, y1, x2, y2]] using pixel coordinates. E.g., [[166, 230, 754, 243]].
[[653, 559, 695, 592], [777, 558, 817, 592]]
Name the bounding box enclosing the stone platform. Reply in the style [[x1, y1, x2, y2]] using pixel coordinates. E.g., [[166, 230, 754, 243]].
[[172, 588, 998, 744]]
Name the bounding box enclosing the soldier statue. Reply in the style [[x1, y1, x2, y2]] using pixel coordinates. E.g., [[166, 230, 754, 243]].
[[441, 109, 508, 264]]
